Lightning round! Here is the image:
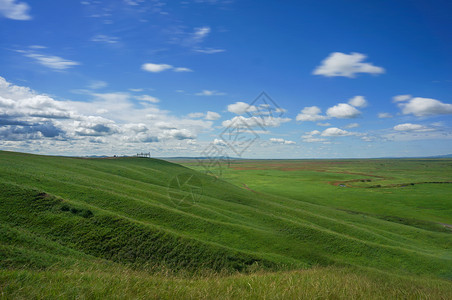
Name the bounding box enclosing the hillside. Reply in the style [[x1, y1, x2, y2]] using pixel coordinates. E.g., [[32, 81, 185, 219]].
[[1, 151, 451, 298]]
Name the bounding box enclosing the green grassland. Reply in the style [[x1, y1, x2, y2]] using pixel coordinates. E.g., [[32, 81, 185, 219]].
[[1, 151, 451, 298]]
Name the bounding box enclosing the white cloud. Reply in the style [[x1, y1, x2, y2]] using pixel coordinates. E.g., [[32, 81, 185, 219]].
[[88, 80, 108, 90], [398, 97, 452, 117], [160, 128, 195, 140], [348, 95, 367, 108], [296, 106, 328, 121], [91, 34, 119, 44], [227, 102, 254, 114], [205, 111, 220, 120], [188, 111, 220, 120], [270, 138, 284, 143], [141, 63, 173, 73], [188, 112, 205, 119], [135, 95, 160, 103], [173, 67, 193, 72], [304, 138, 326, 143], [19, 50, 79, 70], [194, 48, 225, 54], [192, 26, 210, 43], [301, 130, 326, 143], [393, 123, 433, 132], [270, 138, 296, 145], [222, 115, 290, 128], [378, 112, 393, 118], [195, 90, 225, 96], [392, 94, 412, 102], [213, 138, 227, 146], [0, 0, 31, 20], [316, 122, 331, 127], [141, 63, 192, 73], [321, 127, 354, 137], [29, 45, 46, 49], [123, 0, 145, 6], [0, 76, 215, 154], [345, 123, 359, 129], [326, 103, 361, 119], [313, 52, 385, 78]]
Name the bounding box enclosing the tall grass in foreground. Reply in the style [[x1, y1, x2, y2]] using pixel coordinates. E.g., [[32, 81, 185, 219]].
[[1, 266, 451, 299]]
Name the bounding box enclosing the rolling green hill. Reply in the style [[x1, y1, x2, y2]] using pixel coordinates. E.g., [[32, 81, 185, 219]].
[[1, 151, 451, 298]]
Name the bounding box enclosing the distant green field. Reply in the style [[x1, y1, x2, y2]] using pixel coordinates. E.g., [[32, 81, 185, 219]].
[[1, 151, 451, 298], [181, 158, 452, 227]]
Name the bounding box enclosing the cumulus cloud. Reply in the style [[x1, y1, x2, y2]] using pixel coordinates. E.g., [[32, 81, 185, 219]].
[[301, 130, 326, 143], [213, 138, 227, 146], [227, 102, 255, 115], [378, 112, 393, 118], [326, 103, 361, 119], [0, 76, 214, 154], [313, 52, 385, 78], [141, 63, 192, 73], [75, 116, 119, 136], [321, 127, 355, 137], [348, 95, 367, 108], [398, 97, 452, 117], [0, 0, 31, 20], [160, 128, 195, 140], [269, 138, 296, 145], [393, 123, 433, 132], [296, 106, 328, 121], [205, 111, 220, 120]]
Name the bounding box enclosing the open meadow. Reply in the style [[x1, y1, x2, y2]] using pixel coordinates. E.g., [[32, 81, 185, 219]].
[[0, 151, 451, 298]]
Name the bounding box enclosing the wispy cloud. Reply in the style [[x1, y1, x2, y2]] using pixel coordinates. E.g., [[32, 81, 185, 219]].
[[91, 34, 120, 44], [18, 50, 80, 70], [195, 90, 225, 96], [88, 81, 108, 90], [191, 26, 210, 44], [194, 48, 225, 54], [135, 95, 159, 103], [173, 67, 193, 72], [378, 112, 393, 119]]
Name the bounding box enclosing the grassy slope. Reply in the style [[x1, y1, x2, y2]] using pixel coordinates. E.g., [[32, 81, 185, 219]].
[[2, 266, 452, 299], [183, 159, 452, 226], [1, 151, 451, 298]]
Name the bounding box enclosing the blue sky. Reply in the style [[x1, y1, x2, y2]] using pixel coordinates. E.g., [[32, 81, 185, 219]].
[[0, 0, 451, 158]]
